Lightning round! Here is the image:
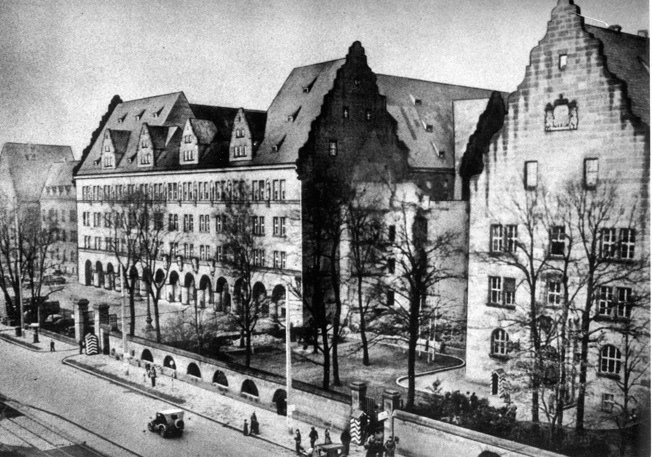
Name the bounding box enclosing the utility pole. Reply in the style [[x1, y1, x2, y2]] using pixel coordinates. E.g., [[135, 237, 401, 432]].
[[13, 198, 24, 337], [286, 297, 292, 433], [120, 264, 129, 374]]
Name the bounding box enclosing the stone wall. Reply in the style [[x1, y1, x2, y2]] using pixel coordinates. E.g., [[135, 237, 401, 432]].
[[392, 410, 565, 457], [108, 332, 351, 430]]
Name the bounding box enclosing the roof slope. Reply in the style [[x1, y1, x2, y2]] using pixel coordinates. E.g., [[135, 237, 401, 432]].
[[0, 143, 74, 203], [586, 25, 650, 125]]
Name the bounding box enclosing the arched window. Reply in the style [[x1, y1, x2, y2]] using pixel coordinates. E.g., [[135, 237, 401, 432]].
[[600, 345, 621, 374], [491, 329, 509, 356]]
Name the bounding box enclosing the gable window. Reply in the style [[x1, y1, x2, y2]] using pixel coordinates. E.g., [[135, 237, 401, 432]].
[[550, 226, 566, 256], [525, 161, 538, 189], [140, 151, 152, 165], [184, 135, 193, 144], [329, 140, 338, 157], [491, 329, 509, 356], [343, 107, 349, 119], [600, 345, 621, 374], [103, 155, 114, 168], [584, 158, 598, 188], [559, 54, 568, 70]]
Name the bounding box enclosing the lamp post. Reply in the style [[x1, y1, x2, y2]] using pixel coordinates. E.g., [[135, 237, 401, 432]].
[[120, 264, 129, 375], [14, 198, 24, 337]]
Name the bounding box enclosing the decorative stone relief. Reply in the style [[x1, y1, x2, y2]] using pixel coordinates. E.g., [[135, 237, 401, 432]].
[[544, 94, 578, 132]]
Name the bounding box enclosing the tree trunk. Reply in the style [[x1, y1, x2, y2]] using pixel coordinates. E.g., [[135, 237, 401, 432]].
[[406, 296, 420, 410], [128, 286, 136, 336], [357, 275, 370, 366], [330, 242, 342, 386], [576, 316, 590, 433], [153, 292, 161, 343]]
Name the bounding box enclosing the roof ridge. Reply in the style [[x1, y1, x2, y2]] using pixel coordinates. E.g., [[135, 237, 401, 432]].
[[377, 73, 500, 92], [585, 23, 650, 40], [117, 91, 184, 104]]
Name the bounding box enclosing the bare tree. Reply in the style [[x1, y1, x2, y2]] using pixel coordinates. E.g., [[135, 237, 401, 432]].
[[368, 203, 461, 409]]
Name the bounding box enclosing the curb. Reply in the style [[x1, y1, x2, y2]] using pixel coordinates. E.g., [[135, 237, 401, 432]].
[[61, 354, 294, 453]]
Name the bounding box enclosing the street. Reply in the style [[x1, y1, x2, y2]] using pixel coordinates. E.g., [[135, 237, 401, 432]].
[[0, 332, 292, 456]]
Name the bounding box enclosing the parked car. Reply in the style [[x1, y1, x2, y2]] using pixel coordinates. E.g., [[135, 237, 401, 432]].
[[147, 409, 185, 438]]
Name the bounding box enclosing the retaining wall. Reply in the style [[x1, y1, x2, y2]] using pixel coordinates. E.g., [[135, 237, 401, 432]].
[[107, 332, 351, 430]]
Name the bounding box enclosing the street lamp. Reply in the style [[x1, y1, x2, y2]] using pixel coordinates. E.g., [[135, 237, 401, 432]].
[[120, 264, 129, 375]]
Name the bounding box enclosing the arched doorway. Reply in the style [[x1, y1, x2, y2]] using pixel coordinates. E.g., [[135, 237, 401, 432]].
[[272, 389, 287, 416], [141, 349, 154, 363], [84, 260, 92, 286], [183, 273, 195, 305], [216, 277, 230, 313], [272, 285, 286, 318], [212, 370, 228, 387], [241, 379, 259, 398], [253, 282, 268, 317], [491, 372, 499, 395], [106, 263, 115, 290], [163, 355, 176, 370], [199, 275, 212, 309], [187, 362, 201, 379], [168, 271, 180, 303], [95, 261, 104, 288]]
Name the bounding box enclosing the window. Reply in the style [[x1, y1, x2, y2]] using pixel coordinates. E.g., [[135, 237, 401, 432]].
[[600, 345, 621, 374], [387, 289, 395, 307], [598, 286, 613, 316], [273, 217, 286, 236], [329, 140, 338, 157], [584, 158, 598, 188], [600, 228, 617, 258], [343, 107, 349, 119], [620, 229, 636, 260], [547, 279, 562, 306], [488, 276, 515, 307], [490, 225, 503, 252], [273, 251, 287, 269], [252, 216, 265, 236], [388, 225, 396, 243], [601, 393, 615, 412], [525, 161, 538, 189], [183, 215, 194, 232], [598, 286, 633, 319], [93, 212, 101, 227], [215, 215, 224, 233], [140, 150, 152, 165], [550, 226, 566, 256], [216, 246, 224, 262], [184, 134, 192, 144], [82, 212, 90, 226], [491, 329, 509, 356], [365, 109, 372, 121], [616, 287, 632, 318], [168, 214, 179, 231], [559, 54, 568, 70], [387, 258, 395, 274], [103, 154, 114, 168], [253, 249, 265, 267], [279, 180, 286, 200], [70, 210, 77, 222], [103, 212, 112, 228], [199, 215, 210, 233]]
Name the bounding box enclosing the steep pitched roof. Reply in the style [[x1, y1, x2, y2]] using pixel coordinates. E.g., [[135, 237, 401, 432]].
[[376, 75, 495, 169], [252, 57, 496, 169], [253, 59, 346, 166], [0, 143, 74, 203], [189, 119, 218, 144], [586, 25, 650, 125]]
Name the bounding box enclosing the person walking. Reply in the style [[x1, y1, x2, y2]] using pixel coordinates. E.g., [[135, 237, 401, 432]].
[[309, 426, 319, 448], [250, 412, 259, 435], [384, 436, 397, 457], [340, 428, 351, 456], [149, 366, 157, 387], [243, 419, 249, 436], [470, 392, 478, 410], [294, 429, 302, 455], [324, 428, 332, 444], [50, 340, 55, 352]]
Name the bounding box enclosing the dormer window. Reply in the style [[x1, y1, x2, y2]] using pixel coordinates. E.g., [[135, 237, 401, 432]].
[[354, 78, 361, 87], [152, 107, 163, 118], [104, 145, 110, 152], [272, 136, 286, 153], [303, 77, 317, 93], [103, 155, 114, 168], [117, 114, 126, 124], [141, 140, 148, 148], [135, 110, 145, 121], [184, 135, 193, 144], [288, 107, 301, 122], [140, 151, 152, 165], [410, 94, 422, 106], [438, 150, 446, 159], [235, 129, 244, 138], [183, 149, 195, 162], [425, 124, 433, 133]]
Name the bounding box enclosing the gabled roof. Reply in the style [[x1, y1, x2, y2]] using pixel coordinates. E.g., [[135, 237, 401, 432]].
[[188, 105, 240, 140], [252, 57, 496, 169], [0, 143, 74, 203], [586, 25, 649, 125], [147, 125, 171, 149], [189, 119, 218, 144], [41, 160, 78, 199], [376, 75, 495, 169], [253, 59, 346, 166]]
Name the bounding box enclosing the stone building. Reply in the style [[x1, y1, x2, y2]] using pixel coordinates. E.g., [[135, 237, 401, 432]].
[[462, 0, 649, 422], [0, 142, 78, 275]]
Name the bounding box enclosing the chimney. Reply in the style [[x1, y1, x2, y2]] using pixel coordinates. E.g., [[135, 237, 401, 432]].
[[638, 29, 648, 37], [609, 24, 622, 32]]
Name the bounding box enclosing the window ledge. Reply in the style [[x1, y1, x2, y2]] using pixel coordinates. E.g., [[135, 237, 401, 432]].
[[486, 303, 516, 310], [597, 372, 621, 381], [489, 353, 510, 361]]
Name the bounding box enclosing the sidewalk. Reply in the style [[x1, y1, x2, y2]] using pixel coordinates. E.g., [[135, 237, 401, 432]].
[[0, 325, 371, 456]]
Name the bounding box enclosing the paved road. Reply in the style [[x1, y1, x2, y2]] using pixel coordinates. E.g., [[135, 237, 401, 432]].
[[0, 335, 292, 457]]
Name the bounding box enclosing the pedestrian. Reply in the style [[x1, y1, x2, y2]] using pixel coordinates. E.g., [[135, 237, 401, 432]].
[[243, 419, 249, 436], [79, 339, 84, 354], [324, 428, 331, 444], [440, 340, 446, 354], [149, 366, 157, 387], [309, 426, 319, 448], [340, 428, 351, 456], [250, 412, 259, 435], [384, 436, 397, 457], [50, 340, 55, 352], [470, 392, 478, 410], [294, 429, 302, 455]]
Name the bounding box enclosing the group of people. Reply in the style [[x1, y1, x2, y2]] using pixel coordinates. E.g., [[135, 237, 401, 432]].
[[243, 412, 260, 436], [364, 432, 399, 457], [294, 426, 352, 456]]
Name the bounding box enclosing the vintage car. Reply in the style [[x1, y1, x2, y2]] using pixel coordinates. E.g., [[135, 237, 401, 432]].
[[147, 409, 185, 438]]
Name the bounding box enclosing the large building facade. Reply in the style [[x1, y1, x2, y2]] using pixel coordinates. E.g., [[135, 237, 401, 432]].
[[463, 0, 649, 421]]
